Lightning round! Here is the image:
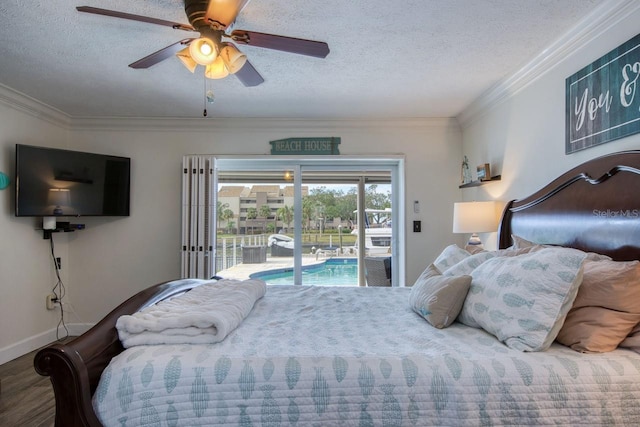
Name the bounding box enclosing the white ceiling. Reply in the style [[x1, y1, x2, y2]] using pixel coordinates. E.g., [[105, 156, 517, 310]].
[[0, 0, 605, 119]]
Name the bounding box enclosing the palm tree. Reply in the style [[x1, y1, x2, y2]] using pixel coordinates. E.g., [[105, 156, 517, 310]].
[[259, 204, 272, 218], [220, 208, 235, 234], [258, 204, 272, 233], [216, 201, 230, 232], [246, 207, 257, 234], [302, 198, 314, 232], [276, 205, 294, 232]]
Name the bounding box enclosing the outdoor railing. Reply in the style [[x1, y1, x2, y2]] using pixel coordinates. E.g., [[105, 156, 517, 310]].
[[214, 232, 355, 271], [215, 234, 268, 271]]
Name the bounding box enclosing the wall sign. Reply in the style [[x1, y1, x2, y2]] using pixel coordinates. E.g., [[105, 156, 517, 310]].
[[565, 32, 640, 154], [269, 137, 341, 155]]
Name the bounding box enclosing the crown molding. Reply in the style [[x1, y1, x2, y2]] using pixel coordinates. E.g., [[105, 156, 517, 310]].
[[0, 82, 459, 132], [69, 116, 460, 132], [457, 0, 640, 128], [0, 84, 71, 129]]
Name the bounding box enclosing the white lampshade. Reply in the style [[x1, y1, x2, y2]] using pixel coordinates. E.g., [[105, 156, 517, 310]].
[[205, 56, 230, 79], [176, 47, 197, 73], [453, 201, 499, 246], [189, 37, 218, 65], [220, 43, 247, 74]]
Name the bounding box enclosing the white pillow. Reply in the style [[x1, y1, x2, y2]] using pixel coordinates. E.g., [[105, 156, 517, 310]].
[[433, 244, 470, 272], [458, 247, 587, 352]]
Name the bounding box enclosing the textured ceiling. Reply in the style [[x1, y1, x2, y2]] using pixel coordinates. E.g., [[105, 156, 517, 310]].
[[0, 0, 604, 119]]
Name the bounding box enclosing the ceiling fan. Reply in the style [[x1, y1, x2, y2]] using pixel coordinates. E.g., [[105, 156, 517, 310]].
[[76, 0, 330, 87]]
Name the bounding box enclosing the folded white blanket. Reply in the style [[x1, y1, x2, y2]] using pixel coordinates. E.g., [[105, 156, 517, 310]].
[[116, 278, 267, 348]]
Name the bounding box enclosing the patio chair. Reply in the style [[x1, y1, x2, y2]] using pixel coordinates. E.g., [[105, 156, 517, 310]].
[[364, 256, 392, 287]]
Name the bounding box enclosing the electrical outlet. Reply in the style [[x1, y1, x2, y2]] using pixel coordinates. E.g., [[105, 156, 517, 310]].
[[46, 294, 57, 310], [413, 220, 421, 232]]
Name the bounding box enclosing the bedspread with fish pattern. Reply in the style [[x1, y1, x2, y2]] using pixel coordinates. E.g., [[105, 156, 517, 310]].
[[93, 285, 640, 426]]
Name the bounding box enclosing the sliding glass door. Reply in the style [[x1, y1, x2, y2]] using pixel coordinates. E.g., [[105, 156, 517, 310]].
[[211, 156, 404, 286]]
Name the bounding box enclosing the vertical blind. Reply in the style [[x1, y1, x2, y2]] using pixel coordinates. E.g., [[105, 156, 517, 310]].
[[181, 155, 215, 278]]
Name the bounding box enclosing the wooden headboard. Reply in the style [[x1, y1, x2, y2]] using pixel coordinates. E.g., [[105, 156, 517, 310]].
[[498, 150, 640, 261]]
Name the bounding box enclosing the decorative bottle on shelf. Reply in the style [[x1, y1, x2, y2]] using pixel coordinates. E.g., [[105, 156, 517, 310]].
[[461, 156, 472, 184]]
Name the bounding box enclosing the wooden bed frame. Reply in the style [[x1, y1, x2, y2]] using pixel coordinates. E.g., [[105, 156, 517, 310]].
[[498, 150, 640, 260], [34, 150, 640, 427]]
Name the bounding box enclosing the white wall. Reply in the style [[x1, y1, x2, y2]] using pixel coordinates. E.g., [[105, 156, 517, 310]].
[[0, 96, 72, 362], [0, 111, 463, 362], [66, 119, 462, 321], [459, 4, 640, 248]]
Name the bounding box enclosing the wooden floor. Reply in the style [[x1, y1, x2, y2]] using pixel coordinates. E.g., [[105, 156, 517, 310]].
[[0, 339, 73, 427]]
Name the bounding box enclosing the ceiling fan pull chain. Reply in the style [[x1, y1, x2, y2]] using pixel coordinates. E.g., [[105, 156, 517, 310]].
[[203, 72, 207, 117]]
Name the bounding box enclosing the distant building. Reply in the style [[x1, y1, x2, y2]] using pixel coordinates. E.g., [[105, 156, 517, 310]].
[[217, 185, 309, 234]]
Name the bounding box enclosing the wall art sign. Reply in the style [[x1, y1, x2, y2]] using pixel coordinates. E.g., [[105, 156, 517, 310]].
[[565, 32, 640, 154], [269, 137, 341, 155]]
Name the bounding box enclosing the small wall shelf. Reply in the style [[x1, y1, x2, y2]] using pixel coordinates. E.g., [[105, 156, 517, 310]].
[[42, 228, 77, 240], [459, 175, 502, 188], [40, 222, 85, 239]]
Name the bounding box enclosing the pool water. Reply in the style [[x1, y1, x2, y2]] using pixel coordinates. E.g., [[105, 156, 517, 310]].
[[251, 258, 358, 286]]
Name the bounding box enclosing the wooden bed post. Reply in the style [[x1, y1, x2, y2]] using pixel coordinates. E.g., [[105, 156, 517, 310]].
[[35, 342, 104, 426], [33, 278, 209, 427]]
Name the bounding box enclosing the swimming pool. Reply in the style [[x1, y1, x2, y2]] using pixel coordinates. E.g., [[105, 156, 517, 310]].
[[250, 258, 358, 286]]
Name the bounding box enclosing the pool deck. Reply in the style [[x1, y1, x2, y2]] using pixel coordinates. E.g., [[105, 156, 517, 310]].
[[218, 253, 354, 280]]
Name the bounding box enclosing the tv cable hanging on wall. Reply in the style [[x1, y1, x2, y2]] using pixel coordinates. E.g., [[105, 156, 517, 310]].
[[48, 233, 69, 341]]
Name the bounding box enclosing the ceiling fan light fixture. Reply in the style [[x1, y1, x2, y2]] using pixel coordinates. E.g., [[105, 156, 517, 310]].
[[189, 37, 218, 65], [220, 43, 247, 74], [205, 56, 230, 79], [176, 47, 197, 73]]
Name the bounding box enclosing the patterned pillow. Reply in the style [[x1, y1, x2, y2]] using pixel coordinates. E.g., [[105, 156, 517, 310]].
[[433, 244, 470, 272], [442, 251, 498, 276], [409, 270, 472, 329], [458, 247, 587, 352], [413, 263, 441, 284], [442, 247, 538, 277]]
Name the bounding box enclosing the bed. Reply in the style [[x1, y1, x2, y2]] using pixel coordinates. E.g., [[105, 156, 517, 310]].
[[34, 150, 640, 426]]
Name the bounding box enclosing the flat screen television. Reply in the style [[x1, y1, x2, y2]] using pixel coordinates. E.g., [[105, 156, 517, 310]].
[[15, 144, 130, 217]]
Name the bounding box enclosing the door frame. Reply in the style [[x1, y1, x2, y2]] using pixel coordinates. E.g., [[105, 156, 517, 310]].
[[213, 155, 406, 286]]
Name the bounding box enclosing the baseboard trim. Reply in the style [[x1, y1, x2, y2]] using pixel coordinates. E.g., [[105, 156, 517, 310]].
[[0, 323, 95, 365]]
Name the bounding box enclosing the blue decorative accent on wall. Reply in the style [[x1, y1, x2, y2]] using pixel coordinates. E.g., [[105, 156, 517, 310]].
[[0, 172, 9, 189]]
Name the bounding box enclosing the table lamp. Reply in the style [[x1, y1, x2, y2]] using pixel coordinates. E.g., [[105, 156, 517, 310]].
[[452, 201, 499, 247]]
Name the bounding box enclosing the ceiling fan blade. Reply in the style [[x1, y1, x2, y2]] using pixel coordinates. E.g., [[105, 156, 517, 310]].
[[205, 0, 252, 29], [234, 60, 264, 87], [76, 6, 195, 31], [129, 39, 194, 69], [230, 30, 329, 58]]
